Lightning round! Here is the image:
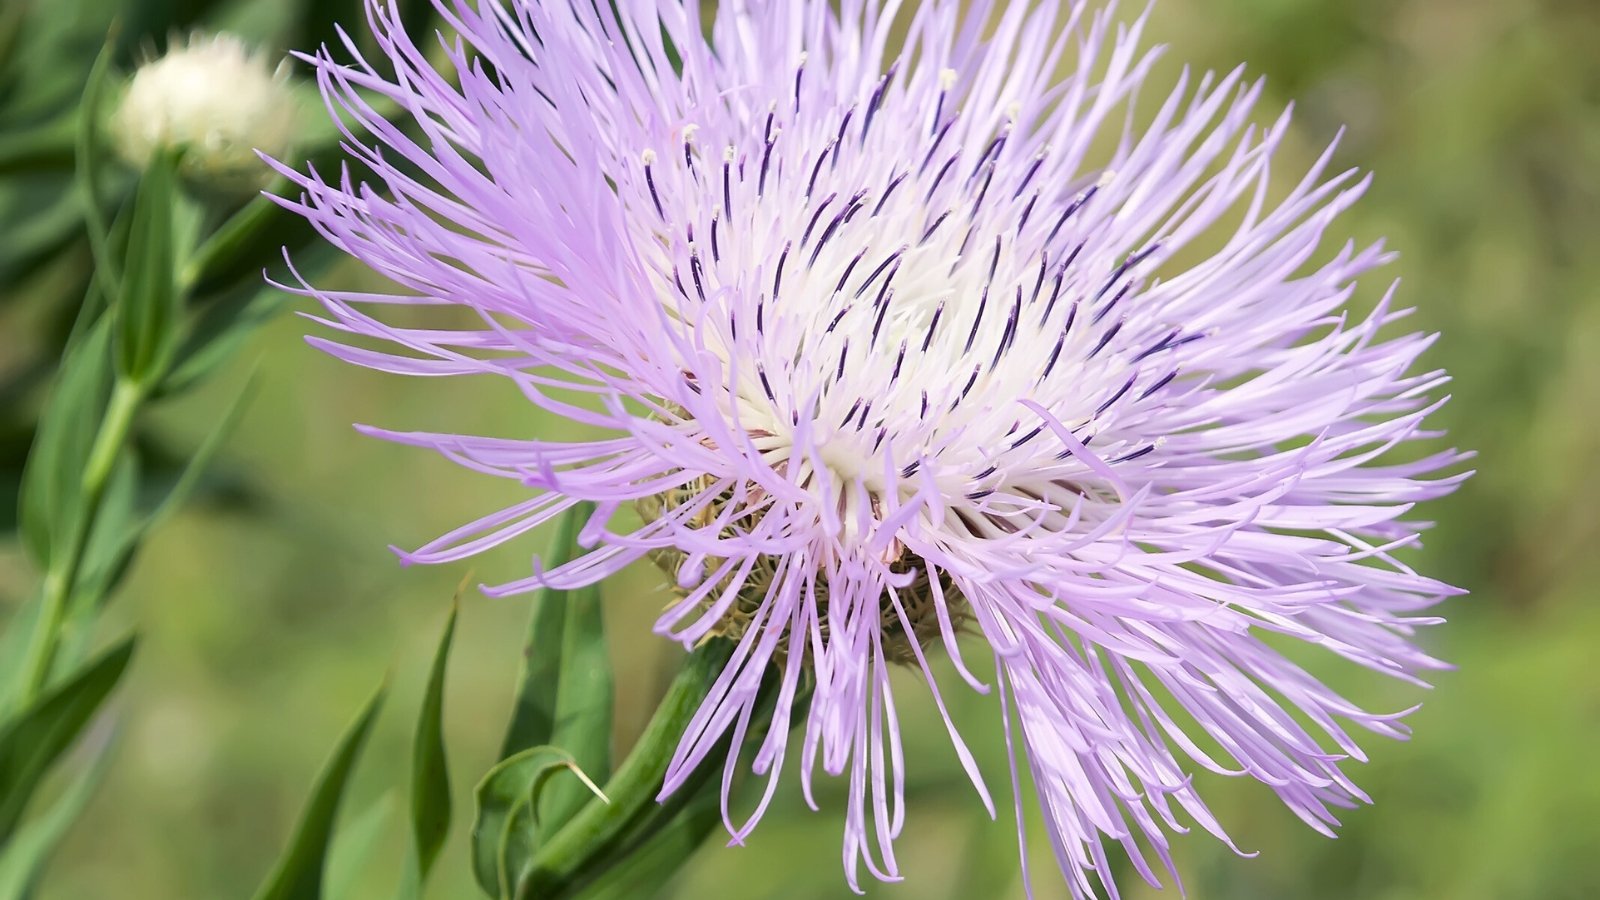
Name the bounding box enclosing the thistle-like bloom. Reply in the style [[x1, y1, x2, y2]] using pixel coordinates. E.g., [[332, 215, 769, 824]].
[[275, 1, 1469, 895]]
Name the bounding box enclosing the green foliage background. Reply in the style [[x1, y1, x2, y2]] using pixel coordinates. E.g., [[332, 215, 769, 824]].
[[2, 0, 1597, 897]]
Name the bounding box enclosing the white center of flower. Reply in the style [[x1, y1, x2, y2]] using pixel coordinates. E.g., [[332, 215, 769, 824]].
[[631, 54, 1186, 530]]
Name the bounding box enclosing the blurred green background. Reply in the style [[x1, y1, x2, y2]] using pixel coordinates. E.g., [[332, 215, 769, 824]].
[[3, 0, 1598, 897]]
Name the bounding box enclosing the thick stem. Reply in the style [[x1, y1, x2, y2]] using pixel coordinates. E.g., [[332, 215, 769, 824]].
[[14, 378, 144, 705], [517, 638, 736, 900]]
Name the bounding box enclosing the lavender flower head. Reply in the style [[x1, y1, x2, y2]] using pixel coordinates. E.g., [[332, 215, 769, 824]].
[[274, 0, 1469, 894]]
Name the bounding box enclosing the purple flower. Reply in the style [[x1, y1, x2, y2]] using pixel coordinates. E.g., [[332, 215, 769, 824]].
[[273, 0, 1470, 895]]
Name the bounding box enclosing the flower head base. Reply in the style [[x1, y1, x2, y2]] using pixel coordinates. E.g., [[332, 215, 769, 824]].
[[639, 474, 970, 664], [274, 1, 1470, 896], [113, 33, 299, 189]]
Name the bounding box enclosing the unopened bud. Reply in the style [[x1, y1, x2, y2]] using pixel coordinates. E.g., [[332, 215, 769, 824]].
[[112, 33, 299, 191]]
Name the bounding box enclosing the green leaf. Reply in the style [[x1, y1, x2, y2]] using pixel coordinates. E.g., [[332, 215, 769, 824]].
[[0, 175, 84, 290], [182, 189, 317, 297], [250, 684, 386, 900], [400, 601, 457, 898], [52, 449, 139, 662], [157, 287, 278, 398], [540, 578, 613, 836], [139, 373, 257, 535], [116, 150, 183, 384], [325, 793, 395, 900], [0, 636, 134, 843], [49, 377, 255, 676], [0, 1, 24, 95], [568, 784, 720, 900], [514, 640, 735, 900], [0, 725, 117, 900], [0, 114, 73, 175], [16, 318, 114, 569], [569, 661, 798, 900], [471, 746, 608, 900], [498, 504, 590, 759], [0, 603, 42, 709], [74, 39, 119, 302]]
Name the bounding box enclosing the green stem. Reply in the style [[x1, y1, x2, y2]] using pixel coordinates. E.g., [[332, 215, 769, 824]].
[[15, 378, 145, 705], [517, 639, 736, 900]]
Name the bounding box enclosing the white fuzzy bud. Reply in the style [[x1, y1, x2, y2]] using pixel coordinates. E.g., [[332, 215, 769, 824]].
[[112, 33, 299, 190]]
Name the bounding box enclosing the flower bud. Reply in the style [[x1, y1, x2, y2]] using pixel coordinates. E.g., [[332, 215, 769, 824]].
[[111, 33, 299, 191]]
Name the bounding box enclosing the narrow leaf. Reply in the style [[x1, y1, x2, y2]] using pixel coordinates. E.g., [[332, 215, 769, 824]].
[[250, 684, 385, 900], [0, 604, 42, 710], [403, 601, 457, 895], [470, 746, 607, 899], [16, 319, 114, 569], [568, 785, 720, 900], [116, 149, 182, 384], [74, 38, 120, 302], [0, 636, 135, 842], [182, 189, 317, 297], [0, 115, 74, 175], [497, 503, 591, 759], [539, 579, 613, 835], [568, 662, 797, 900], [54, 378, 255, 673], [141, 373, 257, 532], [158, 287, 277, 397], [325, 793, 395, 900], [0, 725, 118, 900]]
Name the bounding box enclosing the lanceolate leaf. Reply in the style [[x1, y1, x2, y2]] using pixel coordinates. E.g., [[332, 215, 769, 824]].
[[0, 636, 134, 843], [158, 288, 277, 398], [497, 503, 592, 760], [182, 189, 317, 297], [16, 319, 114, 570], [565, 784, 720, 900], [402, 602, 457, 896], [470, 746, 607, 900], [250, 685, 385, 900], [55, 378, 257, 672], [568, 661, 796, 900], [73, 39, 119, 301], [539, 580, 613, 836], [0, 725, 117, 900], [324, 793, 395, 900], [116, 149, 182, 384]]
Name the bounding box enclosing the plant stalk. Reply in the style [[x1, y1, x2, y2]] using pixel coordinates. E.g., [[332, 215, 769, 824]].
[[14, 378, 145, 705], [517, 639, 738, 900]]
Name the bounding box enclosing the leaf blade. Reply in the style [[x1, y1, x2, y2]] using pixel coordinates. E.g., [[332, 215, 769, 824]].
[[0, 636, 134, 843], [0, 725, 118, 900], [539, 579, 613, 836], [250, 684, 386, 900], [470, 746, 606, 899], [16, 319, 114, 572], [116, 149, 181, 384], [325, 793, 395, 900], [497, 503, 591, 760], [404, 601, 457, 893]]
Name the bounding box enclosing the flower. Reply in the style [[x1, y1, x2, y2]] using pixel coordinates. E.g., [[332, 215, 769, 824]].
[[113, 33, 299, 189], [273, 0, 1470, 895]]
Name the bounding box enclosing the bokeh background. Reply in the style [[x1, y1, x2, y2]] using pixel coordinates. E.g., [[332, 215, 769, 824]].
[[3, 0, 1598, 897]]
